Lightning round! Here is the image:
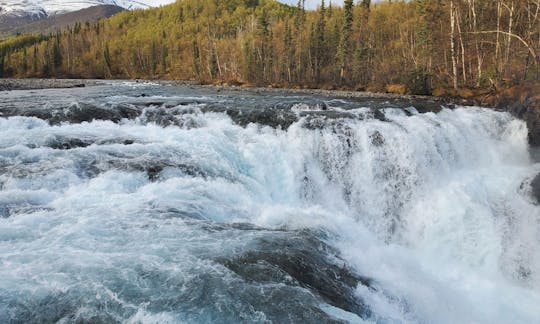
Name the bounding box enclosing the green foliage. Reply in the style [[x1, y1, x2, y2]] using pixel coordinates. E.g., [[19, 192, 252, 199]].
[[336, 0, 354, 84], [0, 0, 538, 90], [52, 36, 62, 69], [404, 67, 432, 95], [0, 52, 4, 77], [0, 34, 47, 55]]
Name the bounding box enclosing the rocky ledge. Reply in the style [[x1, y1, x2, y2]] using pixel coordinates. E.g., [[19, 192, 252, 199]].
[[490, 86, 540, 147], [448, 85, 540, 147], [0, 78, 99, 91], [531, 173, 540, 204], [1, 78, 539, 146]]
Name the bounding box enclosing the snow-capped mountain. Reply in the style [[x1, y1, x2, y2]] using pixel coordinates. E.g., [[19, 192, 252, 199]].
[[0, 0, 175, 18]]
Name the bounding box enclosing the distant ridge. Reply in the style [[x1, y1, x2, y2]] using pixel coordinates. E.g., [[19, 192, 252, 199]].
[[0, 5, 124, 38]]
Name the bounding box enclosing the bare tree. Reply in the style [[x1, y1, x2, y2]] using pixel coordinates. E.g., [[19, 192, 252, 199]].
[[450, 0, 459, 89]]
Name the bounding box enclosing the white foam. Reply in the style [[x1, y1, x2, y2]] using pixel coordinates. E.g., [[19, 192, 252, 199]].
[[0, 105, 539, 322]]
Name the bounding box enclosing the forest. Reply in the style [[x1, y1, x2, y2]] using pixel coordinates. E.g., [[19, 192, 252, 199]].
[[1, 0, 540, 95]]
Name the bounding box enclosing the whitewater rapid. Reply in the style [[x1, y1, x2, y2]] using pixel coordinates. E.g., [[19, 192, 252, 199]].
[[0, 83, 539, 323]]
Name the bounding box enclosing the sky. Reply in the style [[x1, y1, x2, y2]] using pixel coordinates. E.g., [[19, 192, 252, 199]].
[[280, 1, 385, 9], [280, 0, 343, 9], [152, 0, 345, 9]]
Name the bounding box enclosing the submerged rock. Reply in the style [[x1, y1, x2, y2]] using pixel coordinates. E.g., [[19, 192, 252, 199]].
[[203, 103, 298, 129], [219, 229, 371, 319], [370, 131, 385, 147], [372, 108, 387, 122], [46, 137, 94, 150], [486, 86, 540, 146], [0, 206, 8, 218], [531, 173, 540, 204], [527, 105, 540, 146], [13, 102, 141, 124], [45, 136, 137, 150]]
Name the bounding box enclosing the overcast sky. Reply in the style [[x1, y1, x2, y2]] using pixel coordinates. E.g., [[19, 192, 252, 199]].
[[279, 0, 343, 9]]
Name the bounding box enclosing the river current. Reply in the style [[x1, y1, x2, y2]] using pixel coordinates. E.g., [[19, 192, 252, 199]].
[[0, 82, 539, 323]]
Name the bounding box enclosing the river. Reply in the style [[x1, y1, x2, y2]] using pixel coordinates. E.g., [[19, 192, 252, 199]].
[[0, 81, 539, 323]]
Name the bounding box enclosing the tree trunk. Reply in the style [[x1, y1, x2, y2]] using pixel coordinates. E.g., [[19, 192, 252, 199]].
[[456, 7, 467, 84], [450, 0, 458, 89], [496, 0, 502, 79], [468, 0, 482, 86], [504, 1, 515, 77]]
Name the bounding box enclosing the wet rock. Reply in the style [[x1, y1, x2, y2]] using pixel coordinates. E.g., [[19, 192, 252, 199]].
[[299, 110, 357, 119], [0, 205, 53, 218], [219, 230, 371, 319], [489, 87, 540, 146], [0, 79, 98, 91], [107, 160, 207, 180], [131, 100, 201, 109], [139, 101, 168, 107], [146, 165, 164, 181], [372, 108, 387, 122], [58, 103, 122, 123], [531, 173, 540, 204], [526, 104, 540, 146], [204, 104, 298, 129], [16, 103, 126, 124], [47, 137, 93, 150], [411, 101, 443, 114], [140, 107, 179, 127], [301, 112, 359, 130], [370, 131, 385, 147], [15, 102, 140, 124], [0, 206, 9, 218], [302, 116, 335, 130], [115, 104, 141, 120], [46, 136, 137, 150], [282, 100, 329, 111], [138, 106, 196, 127], [239, 108, 297, 129], [4, 296, 119, 324]]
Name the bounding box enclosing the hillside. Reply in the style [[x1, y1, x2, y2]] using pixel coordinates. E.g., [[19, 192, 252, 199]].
[[0, 5, 125, 38], [0, 0, 168, 16], [0, 11, 45, 36], [1, 0, 540, 96]]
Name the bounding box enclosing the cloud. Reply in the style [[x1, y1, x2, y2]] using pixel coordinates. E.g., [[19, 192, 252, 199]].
[[279, 0, 344, 9]]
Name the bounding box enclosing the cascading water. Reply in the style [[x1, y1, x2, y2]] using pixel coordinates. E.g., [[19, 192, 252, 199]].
[[0, 82, 539, 323]]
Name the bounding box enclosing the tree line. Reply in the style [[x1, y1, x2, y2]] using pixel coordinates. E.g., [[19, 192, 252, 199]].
[[1, 0, 540, 95]]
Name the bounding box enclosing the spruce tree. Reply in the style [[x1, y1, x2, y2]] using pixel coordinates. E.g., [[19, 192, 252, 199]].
[[337, 0, 354, 85]]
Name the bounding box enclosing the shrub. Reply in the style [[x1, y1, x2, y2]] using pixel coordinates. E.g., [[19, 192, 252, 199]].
[[405, 67, 432, 95]]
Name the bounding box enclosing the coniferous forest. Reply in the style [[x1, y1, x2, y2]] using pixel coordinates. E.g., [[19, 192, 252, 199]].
[[2, 2, 540, 323], [1, 0, 540, 95]]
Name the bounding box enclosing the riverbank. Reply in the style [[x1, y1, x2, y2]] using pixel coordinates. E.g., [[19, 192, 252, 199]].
[[0, 78, 101, 91], [1, 78, 538, 146]]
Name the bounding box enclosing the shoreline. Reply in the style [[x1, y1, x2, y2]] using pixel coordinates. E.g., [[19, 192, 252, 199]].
[[1, 78, 538, 146], [0, 78, 446, 102], [0, 78, 103, 91]]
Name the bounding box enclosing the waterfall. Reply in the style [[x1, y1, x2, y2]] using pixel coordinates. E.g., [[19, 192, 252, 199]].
[[0, 84, 538, 323]]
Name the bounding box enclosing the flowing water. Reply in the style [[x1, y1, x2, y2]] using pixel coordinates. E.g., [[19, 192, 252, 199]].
[[0, 82, 539, 323]]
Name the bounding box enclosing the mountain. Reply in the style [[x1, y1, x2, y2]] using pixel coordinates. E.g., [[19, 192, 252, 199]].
[[0, 0, 175, 38], [0, 5, 125, 37], [0, 1, 174, 17]]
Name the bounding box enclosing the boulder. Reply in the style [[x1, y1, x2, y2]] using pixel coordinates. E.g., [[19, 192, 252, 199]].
[[531, 173, 540, 204], [488, 85, 540, 147], [219, 229, 371, 319], [526, 104, 540, 146]]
